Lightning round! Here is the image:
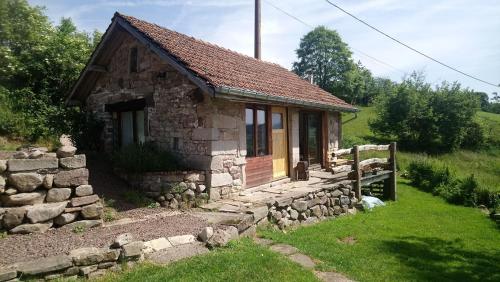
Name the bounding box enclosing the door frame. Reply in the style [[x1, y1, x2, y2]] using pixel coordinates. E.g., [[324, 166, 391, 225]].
[[271, 106, 289, 179], [299, 110, 323, 167]]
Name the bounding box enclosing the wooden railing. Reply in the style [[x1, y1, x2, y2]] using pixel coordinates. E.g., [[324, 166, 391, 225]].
[[332, 142, 397, 201]]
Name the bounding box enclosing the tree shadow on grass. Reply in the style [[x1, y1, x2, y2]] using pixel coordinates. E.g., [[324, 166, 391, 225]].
[[381, 236, 500, 282]]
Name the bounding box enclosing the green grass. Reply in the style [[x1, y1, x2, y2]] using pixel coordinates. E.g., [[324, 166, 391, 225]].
[[98, 239, 319, 282], [342, 107, 500, 192], [261, 180, 500, 282]]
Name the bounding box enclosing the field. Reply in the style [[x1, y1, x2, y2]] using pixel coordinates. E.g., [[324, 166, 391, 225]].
[[342, 107, 500, 192]]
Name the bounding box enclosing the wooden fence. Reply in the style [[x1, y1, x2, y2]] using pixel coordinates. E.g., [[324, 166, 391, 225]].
[[332, 142, 397, 201]]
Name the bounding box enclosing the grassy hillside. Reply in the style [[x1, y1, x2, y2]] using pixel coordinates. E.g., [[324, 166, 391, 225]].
[[342, 107, 500, 192]]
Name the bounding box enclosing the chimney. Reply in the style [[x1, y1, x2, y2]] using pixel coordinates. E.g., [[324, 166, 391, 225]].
[[254, 0, 261, 59]]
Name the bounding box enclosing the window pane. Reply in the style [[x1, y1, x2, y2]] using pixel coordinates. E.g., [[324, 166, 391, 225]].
[[135, 110, 145, 144], [121, 111, 134, 147], [257, 109, 267, 155], [245, 108, 255, 157], [272, 113, 283, 129]]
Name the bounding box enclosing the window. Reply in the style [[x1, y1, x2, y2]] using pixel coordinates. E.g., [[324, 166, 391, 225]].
[[272, 113, 283, 129], [246, 106, 268, 157], [129, 47, 138, 73], [119, 110, 145, 147]]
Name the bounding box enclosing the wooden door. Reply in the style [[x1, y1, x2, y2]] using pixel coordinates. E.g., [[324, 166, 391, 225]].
[[272, 107, 288, 178]]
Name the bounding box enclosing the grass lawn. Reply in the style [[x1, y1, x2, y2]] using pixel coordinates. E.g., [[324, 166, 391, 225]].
[[98, 239, 319, 282], [342, 107, 500, 192], [260, 180, 500, 282]]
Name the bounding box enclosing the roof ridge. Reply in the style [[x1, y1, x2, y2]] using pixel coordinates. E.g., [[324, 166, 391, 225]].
[[115, 12, 287, 70]]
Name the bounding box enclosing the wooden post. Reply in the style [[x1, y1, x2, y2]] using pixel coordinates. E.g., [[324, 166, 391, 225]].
[[353, 145, 361, 199], [389, 142, 397, 201]]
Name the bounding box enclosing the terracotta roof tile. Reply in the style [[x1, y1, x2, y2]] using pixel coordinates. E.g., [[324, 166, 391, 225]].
[[116, 13, 355, 110]]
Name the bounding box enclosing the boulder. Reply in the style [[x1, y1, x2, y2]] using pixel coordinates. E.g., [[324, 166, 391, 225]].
[[311, 205, 322, 217], [81, 203, 103, 219], [65, 219, 102, 230], [59, 154, 86, 169], [26, 202, 67, 223], [198, 227, 214, 242], [75, 185, 93, 197], [7, 158, 58, 172], [290, 209, 299, 220], [121, 241, 144, 258], [8, 173, 43, 192], [0, 160, 7, 173], [70, 194, 99, 207], [206, 226, 239, 248], [46, 188, 71, 202], [54, 168, 88, 187], [79, 265, 98, 276], [167, 234, 196, 246], [2, 207, 26, 229], [112, 233, 134, 248], [28, 149, 44, 159], [1, 191, 46, 206], [102, 249, 120, 262], [54, 212, 78, 226], [9, 221, 53, 234], [70, 247, 104, 266], [291, 200, 308, 212], [43, 174, 54, 189], [18, 255, 72, 276], [56, 145, 77, 158], [143, 237, 172, 253]]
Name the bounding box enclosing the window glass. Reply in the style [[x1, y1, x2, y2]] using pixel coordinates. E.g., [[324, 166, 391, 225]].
[[121, 111, 134, 146], [272, 113, 283, 129], [129, 47, 138, 73], [257, 109, 267, 155], [136, 110, 145, 143], [245, 108, 255, 157]]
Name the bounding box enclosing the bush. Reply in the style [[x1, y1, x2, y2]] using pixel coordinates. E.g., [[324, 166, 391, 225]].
[[112, 142, 183, 173], [70, 112, 104, 151], [341, 135, 367, 149]]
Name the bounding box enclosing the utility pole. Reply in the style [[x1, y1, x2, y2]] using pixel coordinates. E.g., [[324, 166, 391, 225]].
[[254, 0, 261, 59]]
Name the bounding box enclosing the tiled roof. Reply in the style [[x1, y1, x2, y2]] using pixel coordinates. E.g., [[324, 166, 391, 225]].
[[116, 13, 355, 110]]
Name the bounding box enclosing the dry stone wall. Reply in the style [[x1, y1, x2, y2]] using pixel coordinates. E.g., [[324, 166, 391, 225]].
[[0, 146, 102, 234]]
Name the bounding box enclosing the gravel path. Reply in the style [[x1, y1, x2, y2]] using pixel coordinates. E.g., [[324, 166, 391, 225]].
[[0, 212, 209, 266]]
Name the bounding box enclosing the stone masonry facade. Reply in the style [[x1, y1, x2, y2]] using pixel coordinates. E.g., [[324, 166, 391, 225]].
[[0, 146, 102, 234]]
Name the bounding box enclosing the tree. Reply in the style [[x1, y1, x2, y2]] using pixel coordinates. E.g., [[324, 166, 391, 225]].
[[293, 26, 354, 101]]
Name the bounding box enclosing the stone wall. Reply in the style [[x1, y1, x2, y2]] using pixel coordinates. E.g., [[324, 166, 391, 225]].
[[266, 180, 358, 229], [0, 146, 102, 234], [117, 170, 208, 208]]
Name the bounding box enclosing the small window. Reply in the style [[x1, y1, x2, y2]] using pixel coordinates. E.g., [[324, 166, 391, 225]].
[[118, 110, 145, 147], [246, 108, 255, 157], [129, 47, 138, 73], [272, 113, 283, 129], [245, 106, 269, 157]]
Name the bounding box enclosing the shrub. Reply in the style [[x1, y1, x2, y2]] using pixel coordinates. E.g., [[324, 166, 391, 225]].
[[112, 142, 183, 173], [70, 112, 104, 151], [341, 135, 367, 149]]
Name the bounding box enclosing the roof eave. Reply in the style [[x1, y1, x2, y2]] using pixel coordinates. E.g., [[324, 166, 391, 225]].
[[215, 86, 358, 112]]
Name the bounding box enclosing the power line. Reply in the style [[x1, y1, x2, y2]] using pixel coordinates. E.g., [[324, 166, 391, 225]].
[[323, 0, 500, 88], [263, 0, 407, 74]]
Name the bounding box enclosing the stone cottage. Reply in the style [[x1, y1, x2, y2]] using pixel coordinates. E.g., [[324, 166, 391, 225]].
[[66, 13, 357, 199]]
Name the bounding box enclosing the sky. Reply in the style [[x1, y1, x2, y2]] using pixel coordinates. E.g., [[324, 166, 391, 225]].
[[29, 0, 500, 97]]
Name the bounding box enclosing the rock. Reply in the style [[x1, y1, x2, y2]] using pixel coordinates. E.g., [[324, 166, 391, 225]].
[[102, 249, 121, 262], [209, 187, 221, 201], [291, 200, 308, 212], [168, 198, 179, 209], [54, 212, 78, 226], [248, 206, 268, 222], [26, 202, 67, 223], [8, 173, 43, 192], [54, 168, 88, 187], [311, 205, 322, 217], [288, 253, 316, 269], [0, 268, 17, 281], [0, 176, 4, 190], [1, 191, 46, 206], [4, 188, 16, 195], [75, 185, 93, 197], [143, 237, 172, 253], [64, 207, 82, 213], [206, 226, 239, 248], [240, 225, 257, 238], [81, 203, 103, 219], [183, 189, 195, 200], [113, 233, 134, 248], [168, 234, 196, 246], [7, 158, 58, 172], [70, 247, 104, 266], [269, 244, 299, 255], [0, 160, 7, 172], [18, 255, 72, 276], [65, 219, 102, 230], [10, 221, 53, 234], [340, 195, 350, 205], [209, 173, 233, 187], [79, 265, 98, 276], [121, 241, 144, 258], [70, 194, 99, 207], [333, 205, 342, 215], [13, 151, 28, 159], [46, 188, 71, 202], [331, 190, 343, 197], [290, 209, 299, 220], [28, 149, 44, 159], [98, 262, 116, 269], [59, 154, 86, 169], [198, 227, 214, 242], [64, 266, 80, 276], [2, 207, 26, 229], [56, 145, 77, 158], [274, 197, 293, 207], [43, 174, 54, 189], [196, 185, 206, 193]]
